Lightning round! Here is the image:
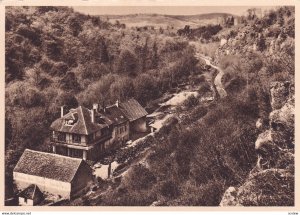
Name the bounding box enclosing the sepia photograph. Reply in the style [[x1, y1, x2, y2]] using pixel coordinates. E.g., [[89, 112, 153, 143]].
[[3, 3, 295, 208]]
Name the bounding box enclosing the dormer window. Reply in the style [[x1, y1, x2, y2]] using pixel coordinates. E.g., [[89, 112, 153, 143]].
[[64, 113, 78, 126], [65, 119, 74, 126]]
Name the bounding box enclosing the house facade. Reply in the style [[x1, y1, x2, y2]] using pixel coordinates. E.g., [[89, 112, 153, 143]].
[[50, 98, 148, 161], [13, 149, 93, 199], [50, 105, 113, 161], [102, 101, 130, 149], [118, 99, 148, 135]]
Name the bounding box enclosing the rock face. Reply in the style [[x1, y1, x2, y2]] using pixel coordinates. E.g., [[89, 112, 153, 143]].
[[270, 81, 291, 110], [220, 81, 294, 206], [236, 168, 294, 206], [219, 187, 240, 206]]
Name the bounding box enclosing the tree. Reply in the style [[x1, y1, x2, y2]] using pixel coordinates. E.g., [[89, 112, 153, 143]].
[[24, 67, 42, 86], [5, 115, 12, 149], [36, 6, 59, 14], [137, 38, 149, 73], [124, 164, 156, 190], [159, 180, 180, 199], [257, 36, 266, 52], [151, 41, 159, 69], [247, 8, 257, 20], [134, 73, 159, 105], [67, 14, 83, 36], [116, 49, 139, 76], [99, 40, 109, 63], [59, 71, 81, 92], [49, 91, 78, 116], [109, 77, 134, 102]]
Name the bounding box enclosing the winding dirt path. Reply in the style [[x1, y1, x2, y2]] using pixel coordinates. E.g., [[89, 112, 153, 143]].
[[190, 41, 227, 98], [198, 54, 227, 98]]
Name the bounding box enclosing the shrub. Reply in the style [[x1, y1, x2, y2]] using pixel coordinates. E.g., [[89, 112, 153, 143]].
[[182, 95, 199, 109], [159, 180, 180, 199], [124, 164, 156, 190]]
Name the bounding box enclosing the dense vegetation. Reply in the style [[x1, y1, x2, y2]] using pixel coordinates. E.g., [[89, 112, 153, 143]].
[[5, 6, 294, 206], [81, 6, 294, 206], [177, 24, 222, 40], [5, 6, 202, 198]]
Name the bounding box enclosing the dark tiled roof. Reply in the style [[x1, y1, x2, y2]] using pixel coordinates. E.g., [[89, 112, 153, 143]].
[[104, 105, 128, 125], [119, 99, 148, 122], [19, 184, 43, 200], [50, 106, 108, 135], [14, 149, 88, 183]]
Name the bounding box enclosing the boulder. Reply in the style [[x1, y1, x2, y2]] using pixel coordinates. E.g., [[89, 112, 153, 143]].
[[236, 169, 294, 206], [219, 187, 240, 206], [255, 130, 273, 150], [270, 102, 294, 132], [270, 82, 290, 110], [220, 38, 227, 46], [269, 100, 294, 148], [255, 118, 263, 130]]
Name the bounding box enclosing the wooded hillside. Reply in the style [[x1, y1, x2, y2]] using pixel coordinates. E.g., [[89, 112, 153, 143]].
[[5, 6, 201, 198], [5, 6, 294, 206]]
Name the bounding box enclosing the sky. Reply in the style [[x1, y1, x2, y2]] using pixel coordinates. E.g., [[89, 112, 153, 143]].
[[73, 6, 277, 16]]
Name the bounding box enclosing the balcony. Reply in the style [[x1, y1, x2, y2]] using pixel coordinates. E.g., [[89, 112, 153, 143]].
[[50, 134, 112, 146]]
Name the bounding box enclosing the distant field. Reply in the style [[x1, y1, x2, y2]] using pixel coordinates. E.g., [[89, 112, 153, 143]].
[[100, 13, 235, 29]]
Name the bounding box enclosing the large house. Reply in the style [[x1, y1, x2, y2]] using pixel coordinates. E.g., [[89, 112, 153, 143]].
[[50, 98, 148, 161], [13, 149, 94, 200]]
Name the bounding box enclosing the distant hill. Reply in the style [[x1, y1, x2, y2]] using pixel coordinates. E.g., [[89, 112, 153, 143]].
[[100, 13, 236, 29]]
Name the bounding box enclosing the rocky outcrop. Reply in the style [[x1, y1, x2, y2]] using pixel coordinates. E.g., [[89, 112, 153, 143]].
[[219, 187, 240, 206], [220, 81, 294, 206], [236, 168, 294, 206], [270, 81, 291, 110]]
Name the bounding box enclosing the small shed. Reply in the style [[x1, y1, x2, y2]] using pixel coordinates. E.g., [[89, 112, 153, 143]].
[[13, 149, 94, 199], [18, 184, 43, 206]]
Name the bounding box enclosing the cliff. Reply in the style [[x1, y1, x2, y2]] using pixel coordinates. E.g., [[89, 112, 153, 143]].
[[220, 81, 294, 206]]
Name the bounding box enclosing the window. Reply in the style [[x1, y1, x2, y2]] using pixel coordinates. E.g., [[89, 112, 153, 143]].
[[57, 132, 66, 142], [24, 198, 27, 203], [72, 134, 81, 143], [57, 146, 68, 156], [70, 148, 83, 158]]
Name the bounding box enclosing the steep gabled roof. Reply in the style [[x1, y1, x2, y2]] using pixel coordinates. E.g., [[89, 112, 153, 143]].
[[50, 106, 108, 135], [18, 184, 43, 200], [119, 99, 148, 122], [104, 105, 128, 125], [13, 149, 90, 183]]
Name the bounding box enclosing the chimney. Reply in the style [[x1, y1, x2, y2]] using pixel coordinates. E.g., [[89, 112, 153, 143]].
[[102, 101, 106, 113], [115, 100, 119, 107], [91, 108, 95, 123], [61, 106, 64, 118], [93, 103, 99, 112]]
